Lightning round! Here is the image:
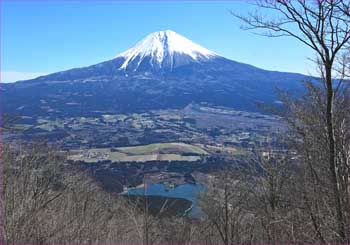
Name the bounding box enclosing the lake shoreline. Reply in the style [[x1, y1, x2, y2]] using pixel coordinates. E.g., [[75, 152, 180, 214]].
[[124, 183, 205, 218]]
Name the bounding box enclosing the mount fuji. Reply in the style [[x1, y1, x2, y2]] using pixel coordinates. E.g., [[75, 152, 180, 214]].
[[2, 30, 308, 117], [118, 30, 218, 72]]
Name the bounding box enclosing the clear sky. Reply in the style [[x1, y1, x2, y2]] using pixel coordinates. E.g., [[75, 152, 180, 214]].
[[1, 0, 315, 83]]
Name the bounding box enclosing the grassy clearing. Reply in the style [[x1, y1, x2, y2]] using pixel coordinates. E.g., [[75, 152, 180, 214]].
[[13, 124, 33, 130], [157, 154, 201, 161], [68, 143, 205, 163], [69, 152, 200, 163], [199, 144, 246, 156], [117, 143, 208, 155], [35, 119, 64, 131]]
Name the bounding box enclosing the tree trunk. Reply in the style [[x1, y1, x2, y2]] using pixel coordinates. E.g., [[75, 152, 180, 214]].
[[325, 64, 345, 241]]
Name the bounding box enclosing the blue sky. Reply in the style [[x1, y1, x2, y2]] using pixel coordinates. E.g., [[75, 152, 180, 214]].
[[1, 0, 315, 83]]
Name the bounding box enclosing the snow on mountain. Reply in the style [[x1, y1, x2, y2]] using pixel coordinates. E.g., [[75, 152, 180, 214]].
[[116, 30, 218, 71], [4, 29, 310, 115]]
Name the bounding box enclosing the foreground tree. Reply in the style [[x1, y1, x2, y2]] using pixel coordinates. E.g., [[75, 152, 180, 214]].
[[279, 80, 350, 242], [200, 169, 251, 244], [233, 0, 350, 242], [2, 143, 141, 244]]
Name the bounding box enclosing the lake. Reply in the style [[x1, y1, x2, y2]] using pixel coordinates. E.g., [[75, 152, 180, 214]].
[[127, 183, 205, 217]]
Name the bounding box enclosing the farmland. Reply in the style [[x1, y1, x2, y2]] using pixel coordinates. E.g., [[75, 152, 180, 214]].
[[68, 142, 208, 163]]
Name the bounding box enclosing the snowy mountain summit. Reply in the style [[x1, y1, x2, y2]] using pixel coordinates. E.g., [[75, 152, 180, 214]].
[[116, 30, 218, 72], [7, 29, 308, 115]]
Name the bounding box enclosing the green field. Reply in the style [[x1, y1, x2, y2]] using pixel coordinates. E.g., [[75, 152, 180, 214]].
[[68, 142, 206, 163], [117, 143, 208, 155], [35, 119, 64, 131], [13, 124, 33, 130]]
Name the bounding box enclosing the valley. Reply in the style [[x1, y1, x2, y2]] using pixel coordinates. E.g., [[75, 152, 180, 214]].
[[4, 103, 283, 200], [2, 30, 288, 218], [7, 103, 281, 151]]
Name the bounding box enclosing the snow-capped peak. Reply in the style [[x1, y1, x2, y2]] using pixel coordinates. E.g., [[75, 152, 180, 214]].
[[116, 30, 218, 71]]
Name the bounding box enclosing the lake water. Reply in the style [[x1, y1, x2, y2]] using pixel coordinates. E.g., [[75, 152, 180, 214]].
[[127, 183, 205, 217]]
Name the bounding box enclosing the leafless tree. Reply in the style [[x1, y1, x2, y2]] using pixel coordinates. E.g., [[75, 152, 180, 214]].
[[244, 147, 309, 243], [278, 78, 350, 242], [2, 142, 143, 244], [122, 180, 160, 245], [199, 168, 253, 244], [3, 141, 220, 244], [232, 1, 350, 242]]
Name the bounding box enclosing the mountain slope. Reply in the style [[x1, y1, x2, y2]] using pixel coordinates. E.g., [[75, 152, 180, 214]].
[[2, 30, 309, 117]]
